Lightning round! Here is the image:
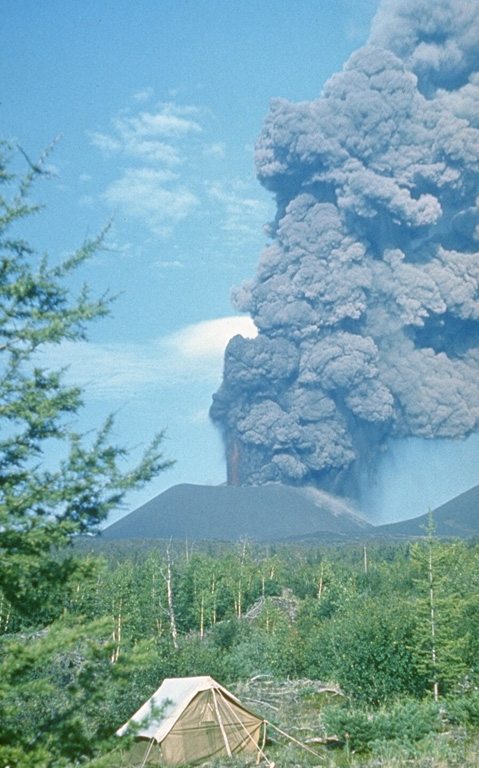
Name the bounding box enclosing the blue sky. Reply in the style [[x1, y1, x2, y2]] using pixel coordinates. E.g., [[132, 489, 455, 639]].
[[3, 0, 478, 524]]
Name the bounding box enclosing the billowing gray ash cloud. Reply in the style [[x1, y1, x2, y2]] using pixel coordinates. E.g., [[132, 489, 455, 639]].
[[211, 0, 479, 503]]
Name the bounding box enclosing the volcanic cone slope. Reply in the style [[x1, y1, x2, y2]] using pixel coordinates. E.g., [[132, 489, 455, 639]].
[[101, 483, 371, 542]]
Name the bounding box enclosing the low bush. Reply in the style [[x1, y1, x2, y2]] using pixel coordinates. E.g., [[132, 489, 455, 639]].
[[445, 687, 479, 726], [321, 698, 441, 753]]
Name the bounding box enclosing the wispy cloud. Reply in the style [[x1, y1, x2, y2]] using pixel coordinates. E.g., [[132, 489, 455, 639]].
[[40, 316, 257, 400], [131, 87, 154, 102], [113, 107, 202, 140], [103, 168, 199, 235], [156, 259, 184, 269], [89, 101, 206, 235], [89, 96, 271, 244], [203, 142, 226, 158], [206, 180, 271, 245], [89, 132, 123, 154], [91, 103, 202, 162]]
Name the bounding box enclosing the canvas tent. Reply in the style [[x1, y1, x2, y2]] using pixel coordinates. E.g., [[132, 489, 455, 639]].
[[116, 676, 266, 767]]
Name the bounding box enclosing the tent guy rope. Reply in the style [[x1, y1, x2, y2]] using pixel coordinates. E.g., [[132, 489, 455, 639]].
[[216, 687, 275, 768]]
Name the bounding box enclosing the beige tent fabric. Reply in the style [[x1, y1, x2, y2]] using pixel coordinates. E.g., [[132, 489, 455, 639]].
[[120, 738, 162, 766], [161, 689, 262, 767], [117, 676, 264, 767]]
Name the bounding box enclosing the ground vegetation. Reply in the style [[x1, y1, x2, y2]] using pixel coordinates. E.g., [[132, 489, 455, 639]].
[[5, 530, 479, 766]]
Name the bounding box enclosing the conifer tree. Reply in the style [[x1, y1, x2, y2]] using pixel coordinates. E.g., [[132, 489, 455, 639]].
[[0, 141, 172, 617], [0, 140, 173, 765], [409, 513, 471, 699]]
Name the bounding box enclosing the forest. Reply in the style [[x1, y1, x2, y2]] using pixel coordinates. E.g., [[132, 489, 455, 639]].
[[2, 532, 479, 767]]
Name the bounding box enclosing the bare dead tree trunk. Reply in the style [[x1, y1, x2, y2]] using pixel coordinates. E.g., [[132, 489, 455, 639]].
[[151, 566, 159, 638], [200, 594, 205, 639], [0, 595, 10, 633], [317, 565, 324, 599], [111, 597, 122, 663], [428, 543, 439, 701], [236, 580, 242, 617], [211, 573, 217, 625], [166, 543, 179, 650]]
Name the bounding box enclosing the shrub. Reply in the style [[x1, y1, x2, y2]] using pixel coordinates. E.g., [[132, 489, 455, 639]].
[[321, 698, 441, 753], [300, 598, 426, 703], [445, 688, 479, 726]]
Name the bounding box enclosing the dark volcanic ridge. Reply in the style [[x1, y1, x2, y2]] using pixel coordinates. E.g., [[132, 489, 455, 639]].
[[101, 483, 479, 543], [101, 483, 371, 542], [374, 484, 479, 538]]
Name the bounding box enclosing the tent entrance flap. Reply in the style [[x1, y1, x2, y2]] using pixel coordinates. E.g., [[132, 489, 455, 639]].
[[120, 737, 162, 767]]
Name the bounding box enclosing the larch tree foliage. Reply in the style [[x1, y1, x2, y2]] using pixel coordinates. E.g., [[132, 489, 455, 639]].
[[0, 140, 173, 766], [0, 141, 172, 613]]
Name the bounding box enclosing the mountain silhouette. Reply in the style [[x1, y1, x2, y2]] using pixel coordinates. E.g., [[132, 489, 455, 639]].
[[373, 484, 479, 538], [101, 483, 479, 543], [101, 483, 371, 542]]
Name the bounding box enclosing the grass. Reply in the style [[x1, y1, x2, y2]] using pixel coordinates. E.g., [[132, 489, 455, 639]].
[[201, 731, 479, 767]]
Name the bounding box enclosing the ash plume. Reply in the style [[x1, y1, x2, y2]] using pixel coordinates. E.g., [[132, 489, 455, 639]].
[[211, 0, 479, 504]]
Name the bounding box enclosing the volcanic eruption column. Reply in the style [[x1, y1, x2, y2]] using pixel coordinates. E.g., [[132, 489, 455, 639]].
[[211, 0, 479, 502]]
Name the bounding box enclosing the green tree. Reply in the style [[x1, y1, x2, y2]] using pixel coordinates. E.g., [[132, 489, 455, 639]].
[[409, 532, 477, 699], [0, 142, 172, 616], [176, 553, 220, 636], [0, 141, 173, 765], [299, 596, 423, 703]]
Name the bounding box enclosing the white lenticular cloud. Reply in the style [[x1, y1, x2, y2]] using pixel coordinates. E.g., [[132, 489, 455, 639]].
[[118, 110, 202, 138], [41, 317, 256, 399], [211, 0, 479, 505], [169, 316, 258, 359]]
